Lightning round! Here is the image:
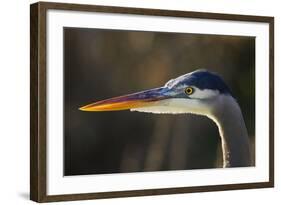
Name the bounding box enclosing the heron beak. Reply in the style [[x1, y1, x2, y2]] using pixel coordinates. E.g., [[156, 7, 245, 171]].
[[79, 87, 169, 112]]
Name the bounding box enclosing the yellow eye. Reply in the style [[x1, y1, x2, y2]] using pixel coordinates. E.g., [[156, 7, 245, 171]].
[[185, 87, 194, 95]]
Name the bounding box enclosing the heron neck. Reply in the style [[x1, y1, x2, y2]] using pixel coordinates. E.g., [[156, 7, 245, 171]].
[[210, 95, 251, 168]]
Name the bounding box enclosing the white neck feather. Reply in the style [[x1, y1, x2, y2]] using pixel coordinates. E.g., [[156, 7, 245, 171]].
[[208, 95, 251, 167], [131, 95, 251, 168]]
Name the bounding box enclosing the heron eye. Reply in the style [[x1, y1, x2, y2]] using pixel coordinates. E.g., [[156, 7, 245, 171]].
[[185, 87, 194, 95]]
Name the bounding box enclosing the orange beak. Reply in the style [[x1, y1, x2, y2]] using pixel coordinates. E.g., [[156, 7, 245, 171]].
[[79, 87, 168, 112]]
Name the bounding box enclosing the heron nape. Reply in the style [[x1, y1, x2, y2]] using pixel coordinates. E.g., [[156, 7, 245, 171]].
[[79, 70, 251, 168]]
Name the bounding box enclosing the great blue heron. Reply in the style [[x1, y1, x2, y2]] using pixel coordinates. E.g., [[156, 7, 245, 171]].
[[80, 70, 251, 168]]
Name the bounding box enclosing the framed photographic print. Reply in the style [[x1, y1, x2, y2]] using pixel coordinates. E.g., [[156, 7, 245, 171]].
[[30, 2, 274, 202]]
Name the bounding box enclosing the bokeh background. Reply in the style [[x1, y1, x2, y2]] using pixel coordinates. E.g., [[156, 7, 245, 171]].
[[64, 27, 255, 176]]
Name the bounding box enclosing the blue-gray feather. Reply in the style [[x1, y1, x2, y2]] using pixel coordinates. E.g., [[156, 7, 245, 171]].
[[166, 70, 232, 96]]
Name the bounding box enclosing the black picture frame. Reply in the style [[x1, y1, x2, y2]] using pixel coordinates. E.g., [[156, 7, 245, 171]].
[[30, 1, 274, 202]]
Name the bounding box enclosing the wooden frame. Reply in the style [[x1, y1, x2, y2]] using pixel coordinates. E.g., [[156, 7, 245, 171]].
[[30, 1, 274, 202]]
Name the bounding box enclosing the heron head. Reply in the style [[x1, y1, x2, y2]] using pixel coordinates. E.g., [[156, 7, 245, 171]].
[[79, 70, 232, 116]]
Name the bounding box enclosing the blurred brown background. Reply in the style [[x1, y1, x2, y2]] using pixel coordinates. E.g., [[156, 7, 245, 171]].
[[64, 28, 255, 176]]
